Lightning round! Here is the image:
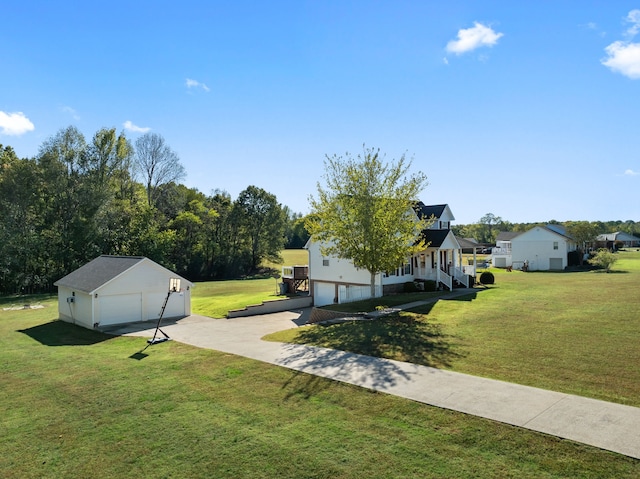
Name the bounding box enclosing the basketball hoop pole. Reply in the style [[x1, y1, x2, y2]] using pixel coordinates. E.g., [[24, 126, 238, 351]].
[[147, 278, 181, 345]]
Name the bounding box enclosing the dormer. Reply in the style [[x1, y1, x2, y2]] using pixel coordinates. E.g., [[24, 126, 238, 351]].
[[414, 203, 455, 230]]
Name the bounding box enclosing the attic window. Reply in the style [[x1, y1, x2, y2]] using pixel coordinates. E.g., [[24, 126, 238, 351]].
[[553, 241, 559, 250], [322, 259, 330, 267]]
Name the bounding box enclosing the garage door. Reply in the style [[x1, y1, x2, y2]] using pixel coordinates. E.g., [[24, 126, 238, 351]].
[[314, 282, 336, 307], [147, 292, 185, 320], [549, 258, 563, 270], [98, 293, 142, 326]]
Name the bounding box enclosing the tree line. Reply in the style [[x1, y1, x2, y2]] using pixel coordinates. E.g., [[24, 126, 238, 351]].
[[0, 126, 309, 294]]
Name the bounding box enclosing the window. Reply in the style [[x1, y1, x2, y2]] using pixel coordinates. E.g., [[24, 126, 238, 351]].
[[322, 259, 329, 266], [553, 241, 558, 250], [404, 262, 411, 275]]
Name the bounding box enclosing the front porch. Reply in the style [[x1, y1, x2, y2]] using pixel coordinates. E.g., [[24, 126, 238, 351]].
[[412, 248, 474, 291]]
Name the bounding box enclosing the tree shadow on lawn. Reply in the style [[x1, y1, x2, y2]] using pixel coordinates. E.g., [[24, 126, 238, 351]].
[[19, 320, 112, 346], [278, 305, 464, 399]]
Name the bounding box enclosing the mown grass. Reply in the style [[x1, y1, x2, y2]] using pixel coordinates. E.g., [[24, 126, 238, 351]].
[[1, 302, 638, 477], [192, 249, 309, 318], [267, 250, 640, 407]]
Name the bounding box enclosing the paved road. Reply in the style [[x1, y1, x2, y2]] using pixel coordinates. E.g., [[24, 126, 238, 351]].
[[110, 309, 640, 460]]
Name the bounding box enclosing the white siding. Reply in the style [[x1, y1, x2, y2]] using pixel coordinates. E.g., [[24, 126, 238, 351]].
[[57, 286, 94, 329], [511, 227, 573, 271]]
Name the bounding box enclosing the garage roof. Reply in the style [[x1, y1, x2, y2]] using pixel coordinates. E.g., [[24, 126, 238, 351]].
[[54, 255, 146, 293]]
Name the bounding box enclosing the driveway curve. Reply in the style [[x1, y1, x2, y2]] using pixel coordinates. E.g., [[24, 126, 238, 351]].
[[108, 309, 640, 460]]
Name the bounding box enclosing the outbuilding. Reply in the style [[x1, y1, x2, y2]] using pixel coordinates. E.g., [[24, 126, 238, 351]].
[[54, 255, 193, 330]]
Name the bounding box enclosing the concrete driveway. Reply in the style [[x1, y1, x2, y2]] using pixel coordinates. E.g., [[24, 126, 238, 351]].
[[108, 309, 640, 460]]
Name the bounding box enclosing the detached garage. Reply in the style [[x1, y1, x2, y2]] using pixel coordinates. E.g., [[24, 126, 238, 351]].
[[54, 255, 193, 330]]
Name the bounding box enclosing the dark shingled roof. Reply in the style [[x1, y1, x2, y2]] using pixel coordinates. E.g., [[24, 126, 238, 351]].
[[414, 202, 447, 221], [54, 255, 146, 293], [421, 229, 451, 248]]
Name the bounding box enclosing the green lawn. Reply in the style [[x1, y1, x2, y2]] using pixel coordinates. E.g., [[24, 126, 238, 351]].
[[267, 250, 640, 407], [191, 249, 309, 318], [1, 302, 638, 477]]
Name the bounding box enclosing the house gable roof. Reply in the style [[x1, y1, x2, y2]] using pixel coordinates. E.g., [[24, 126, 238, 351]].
[[422, 229, 459, 249], [413, 202, 455, 224], [512, 225, 574, 243]]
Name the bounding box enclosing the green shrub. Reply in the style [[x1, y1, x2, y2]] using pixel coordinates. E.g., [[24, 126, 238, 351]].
[[479, 271, 495, 285], [423, 280, 437, 292], [403, 281, 417, 293]]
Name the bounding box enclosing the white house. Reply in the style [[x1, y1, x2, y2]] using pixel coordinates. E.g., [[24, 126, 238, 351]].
[[491, 232, 520, 268], [54, 255, 193, 330], [596, 232, 640, 248], [492, 225, 577, 271], [307, 203, 472, 307]]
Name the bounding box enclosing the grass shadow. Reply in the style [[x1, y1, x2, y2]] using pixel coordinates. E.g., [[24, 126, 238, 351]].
[[19, 320, 112, 346], [289, 310, 463, 370]]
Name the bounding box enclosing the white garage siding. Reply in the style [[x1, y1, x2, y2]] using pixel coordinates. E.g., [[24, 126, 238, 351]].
[[98, 293, 142, 326], [55, 256, 193, 330]]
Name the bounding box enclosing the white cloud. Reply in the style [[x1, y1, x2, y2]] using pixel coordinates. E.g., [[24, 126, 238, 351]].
[[0, 111, 35, 136], [446, 22, 504, 55], [61, 105, 80, 120], [602, 41, 640, 78], [624, 169, 639, 176], [186, 78, 210, 92], [123, 120, 151, 133], [583, 21, 606, 38], [625, 9, 640, 37], [443, 57, 449, 65]]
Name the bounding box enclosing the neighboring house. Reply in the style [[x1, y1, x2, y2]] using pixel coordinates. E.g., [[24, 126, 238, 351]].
[[54, 255, 193, 330], [491, 232, 521, 268], [307, 203, 472, 307], [596, 232, 640, 248], [491, 225, 578, 271]]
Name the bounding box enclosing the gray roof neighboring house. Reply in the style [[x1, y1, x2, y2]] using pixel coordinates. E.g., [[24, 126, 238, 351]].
[[495, 231, 522, 242], [597, 232, 640, 243], [54, 255, 147, 293], [456, 237, 482, 249]]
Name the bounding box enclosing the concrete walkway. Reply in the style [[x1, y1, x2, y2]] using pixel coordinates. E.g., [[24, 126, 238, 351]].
[[110, 300, 640, 460]]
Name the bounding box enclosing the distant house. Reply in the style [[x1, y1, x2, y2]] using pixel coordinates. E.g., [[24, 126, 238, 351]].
[[491, 225, 577, 271], [307, 203, 473, 307], [596, 232, 640, 248], [54, 255, 193, 330]]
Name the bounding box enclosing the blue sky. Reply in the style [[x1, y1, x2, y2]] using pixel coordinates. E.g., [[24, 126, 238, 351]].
[[2, 1, 639, 225]]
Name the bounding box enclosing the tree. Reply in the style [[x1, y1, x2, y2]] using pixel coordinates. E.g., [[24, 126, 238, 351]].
[[589, 249, 617, 272], [134, 133, 186, 206], [477, 213, 505, 244], [233, 186, 287, 272], [306, 146, 429, 297], [565, 221, 599, 265]]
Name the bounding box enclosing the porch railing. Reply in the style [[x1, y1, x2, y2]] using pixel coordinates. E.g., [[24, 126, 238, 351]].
[[452, 267, 469, 288], [438, 270, 453, 291]]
